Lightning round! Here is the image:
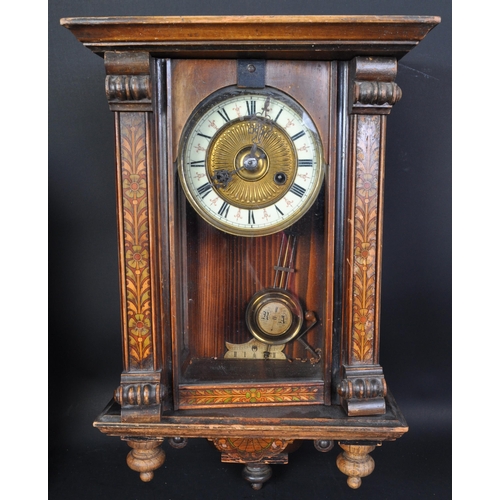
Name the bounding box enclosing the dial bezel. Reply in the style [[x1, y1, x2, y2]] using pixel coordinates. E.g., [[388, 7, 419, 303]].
[[177, 86, 325, 237], [245, 288, 304, 345]]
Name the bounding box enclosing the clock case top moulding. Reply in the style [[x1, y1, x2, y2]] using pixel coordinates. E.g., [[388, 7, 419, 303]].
[[61, 15, 440, 490]]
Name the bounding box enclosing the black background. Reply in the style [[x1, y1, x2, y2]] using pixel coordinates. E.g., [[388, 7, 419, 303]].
[[49, 1, 451, 498]]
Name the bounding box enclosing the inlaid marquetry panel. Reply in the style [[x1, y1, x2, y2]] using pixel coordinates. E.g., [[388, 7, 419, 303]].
[[351, 115, 380, 363], [179, 383, 323, 409], [119, 112, 154, 370]]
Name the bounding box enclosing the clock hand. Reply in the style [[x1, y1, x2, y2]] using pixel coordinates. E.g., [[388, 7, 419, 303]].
[[211, 134, 266, 188], [210, 163, 248, 188], [210, 104, 273, 189], [243, 142, 266, 171]]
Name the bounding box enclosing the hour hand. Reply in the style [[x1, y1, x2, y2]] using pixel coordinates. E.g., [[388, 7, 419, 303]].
[[211, 169, 234, 188], [251, 142, 267, 161], [211, 163, 246, 188]]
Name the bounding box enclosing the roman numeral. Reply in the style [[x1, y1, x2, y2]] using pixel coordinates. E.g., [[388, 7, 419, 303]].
[[275, 204, 284, 216], [246, 100, 256, 116], [290, 183, 306, 198], [196, 182, 212, 198], [217, 108, 230, 122], [291, 130, 305, 142], [248, 210, 256, 225], [190, 160, 205, 167], [274, 108, 283, 122], [197, 132, 212, 141], [217, 201, 230, 218], [298, 159, 313, 167]]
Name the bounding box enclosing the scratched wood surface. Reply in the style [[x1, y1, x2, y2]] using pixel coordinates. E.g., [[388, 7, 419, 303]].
[[61, 16, 441, 61]]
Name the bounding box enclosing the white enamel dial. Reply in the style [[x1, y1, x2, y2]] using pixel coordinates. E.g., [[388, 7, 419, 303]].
[[178, 88, 324, 236]]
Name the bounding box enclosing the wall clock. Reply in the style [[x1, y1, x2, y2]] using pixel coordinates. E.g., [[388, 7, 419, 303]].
[[61, 15, 440, 491]]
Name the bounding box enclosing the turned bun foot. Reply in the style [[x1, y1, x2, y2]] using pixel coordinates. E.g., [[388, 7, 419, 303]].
[[139, 471, 154, 482], [336, 443, 376, 489], [314, 439, 335, 453], [347, 476, 362, 489], [168, 437, 188, 449], [242, 464, 272, 490], [125, 438, 165, 482]]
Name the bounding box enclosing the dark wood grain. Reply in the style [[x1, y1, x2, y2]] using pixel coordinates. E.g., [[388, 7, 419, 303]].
[[171, 59, 237, 160], [182, 204, 326, 360], [61, 13, 440, 489], [168, 58, 332, 378], [61, 15, 440, 60], [94, 389, 408, 440]]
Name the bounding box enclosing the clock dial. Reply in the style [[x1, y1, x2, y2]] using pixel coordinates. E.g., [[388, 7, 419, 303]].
[[256, 301, 293, 336], [178, 88, 324, 236]]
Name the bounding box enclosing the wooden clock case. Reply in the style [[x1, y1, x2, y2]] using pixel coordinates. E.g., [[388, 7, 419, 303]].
[[61, 15, 440, 490]]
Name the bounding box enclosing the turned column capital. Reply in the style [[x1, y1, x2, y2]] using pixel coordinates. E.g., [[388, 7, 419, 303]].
[[349, 57, 402, 114], [104, 51, 152, 111], [337, 365, 387, 414], [115, 372, 166, 422]]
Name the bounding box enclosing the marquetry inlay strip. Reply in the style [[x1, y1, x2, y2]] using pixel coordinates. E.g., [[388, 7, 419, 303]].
[[119, 112, 154, 370], [178, 383, 324, 409], [351, 115, 380, 363]]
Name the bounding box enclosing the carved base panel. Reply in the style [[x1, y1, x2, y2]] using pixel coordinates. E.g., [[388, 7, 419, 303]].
[[210, 437, 293, 464]]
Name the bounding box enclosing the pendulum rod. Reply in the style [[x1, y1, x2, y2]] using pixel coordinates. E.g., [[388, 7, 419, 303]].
[[273, 233, 296, 290]]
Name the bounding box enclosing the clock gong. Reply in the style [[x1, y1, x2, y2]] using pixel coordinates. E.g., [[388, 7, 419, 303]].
[[61, 14, 440, 493]]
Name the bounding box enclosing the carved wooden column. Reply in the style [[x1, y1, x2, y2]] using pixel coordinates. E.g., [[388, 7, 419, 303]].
[[338, 57, 402, 416], [104, 51, 165, 423]]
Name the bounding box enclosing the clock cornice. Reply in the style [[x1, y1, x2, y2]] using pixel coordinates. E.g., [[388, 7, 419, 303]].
[[60, 15, 440, 60]]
